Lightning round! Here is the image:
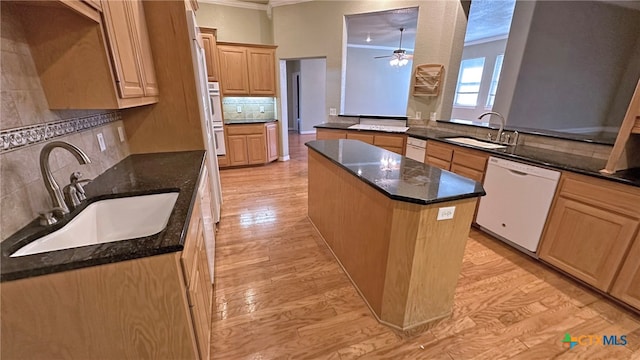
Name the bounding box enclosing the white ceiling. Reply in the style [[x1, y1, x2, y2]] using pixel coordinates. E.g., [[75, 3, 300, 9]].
[[464, 0, 516, 44], [346, 7, 419, 49]]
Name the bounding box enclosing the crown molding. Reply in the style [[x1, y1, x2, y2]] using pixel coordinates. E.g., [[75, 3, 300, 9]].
[[199, 0, 268, 11], [347, 43, 414, 52], [199, 0, 312, 11]]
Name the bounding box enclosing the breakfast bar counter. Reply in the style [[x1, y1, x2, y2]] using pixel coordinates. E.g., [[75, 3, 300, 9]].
[[305, 139, 485, 330]]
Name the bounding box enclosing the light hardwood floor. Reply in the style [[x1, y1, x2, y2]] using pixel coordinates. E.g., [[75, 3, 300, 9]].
[[212, 133, 640, 359]]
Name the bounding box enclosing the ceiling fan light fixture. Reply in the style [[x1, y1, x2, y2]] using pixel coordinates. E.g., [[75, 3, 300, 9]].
[[389, 58, 400, 66]]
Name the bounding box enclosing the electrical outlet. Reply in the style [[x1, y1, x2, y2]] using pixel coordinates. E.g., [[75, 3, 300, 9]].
[[415, 111, 422, 119], [97, 133, 106, 152], [236, 105, 242, 113], [329, 108, 337, 116], [117, 126, 126, 142], [437, 206, 455, 220], [260, 106, 265, 113], [430, 112, 437, 121]]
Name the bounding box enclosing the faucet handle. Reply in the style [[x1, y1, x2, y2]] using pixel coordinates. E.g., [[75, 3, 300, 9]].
[[38, 211, 58, 226], [69, 171, 91, 201]]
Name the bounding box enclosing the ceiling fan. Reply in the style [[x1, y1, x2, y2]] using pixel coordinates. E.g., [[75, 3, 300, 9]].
[[374, 27, 413, 66]]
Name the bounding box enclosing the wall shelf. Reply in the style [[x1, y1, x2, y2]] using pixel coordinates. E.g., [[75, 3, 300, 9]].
[[412, 64, 444, 97]]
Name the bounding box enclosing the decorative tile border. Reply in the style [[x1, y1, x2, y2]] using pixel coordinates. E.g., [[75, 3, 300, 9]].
[[0, 111, 121, 154]]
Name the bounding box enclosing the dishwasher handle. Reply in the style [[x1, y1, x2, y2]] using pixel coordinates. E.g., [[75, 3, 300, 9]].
[[508, 169, 528, 176]]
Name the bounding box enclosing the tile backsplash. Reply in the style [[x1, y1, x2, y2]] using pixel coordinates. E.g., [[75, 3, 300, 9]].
[[222, 97, 275, 121], [0, 6, 130, 241]]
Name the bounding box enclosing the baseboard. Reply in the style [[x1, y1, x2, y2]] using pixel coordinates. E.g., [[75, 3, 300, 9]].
[[278, 155, 290, 161], [299, 130, 316, 135]]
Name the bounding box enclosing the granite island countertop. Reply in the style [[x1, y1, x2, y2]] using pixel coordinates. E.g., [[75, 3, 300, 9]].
[[314, 123, 640, 188], [1, 151, 205, 282], [306, 139, 486, 205]]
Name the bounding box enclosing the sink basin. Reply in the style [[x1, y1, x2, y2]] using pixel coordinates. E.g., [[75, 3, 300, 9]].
[[445, 137, 507, 149], [11, 192, 179, 257]]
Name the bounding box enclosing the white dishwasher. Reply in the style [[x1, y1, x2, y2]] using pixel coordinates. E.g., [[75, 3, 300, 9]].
[[476, 157, 560, 254], [406, 137, 426, 161]]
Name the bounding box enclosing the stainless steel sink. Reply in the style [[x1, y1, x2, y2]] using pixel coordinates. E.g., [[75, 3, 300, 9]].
[[445, 137, 507, 149]]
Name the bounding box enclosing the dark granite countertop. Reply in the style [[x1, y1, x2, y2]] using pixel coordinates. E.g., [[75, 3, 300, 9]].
[[314, 123, 640, 188], [406, 128, 640, 188], [1, 151, 205, 282], [224, 119, 278, 125], [306, 139, 485, 205]]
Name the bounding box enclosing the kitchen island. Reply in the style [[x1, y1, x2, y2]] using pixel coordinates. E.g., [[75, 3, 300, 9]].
[[306, 139, 485, 330]]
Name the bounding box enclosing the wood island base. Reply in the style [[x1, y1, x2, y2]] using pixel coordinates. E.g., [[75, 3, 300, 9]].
[[307, 149, 478, 331]]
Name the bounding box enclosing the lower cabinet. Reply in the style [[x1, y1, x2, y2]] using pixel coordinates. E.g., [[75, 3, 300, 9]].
[[539, 172, 640, 302], [316, 128, 405, 155], [611, 233, 640, 309], [223, 123, 278, 167]]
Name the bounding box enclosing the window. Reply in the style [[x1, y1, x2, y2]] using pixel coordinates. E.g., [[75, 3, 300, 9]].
[[454, 57, 485, 107], [485, 54, 504, 108]]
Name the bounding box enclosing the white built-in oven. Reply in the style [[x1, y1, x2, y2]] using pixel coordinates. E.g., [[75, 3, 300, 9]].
[[208, 82, 226, 155]]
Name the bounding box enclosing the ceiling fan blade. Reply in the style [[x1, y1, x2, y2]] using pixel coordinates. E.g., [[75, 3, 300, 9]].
[[404, 54, 414, 59], [374, 55, 392, 59]]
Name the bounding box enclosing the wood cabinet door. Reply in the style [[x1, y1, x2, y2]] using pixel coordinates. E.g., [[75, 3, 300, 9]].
[[101, 0, 144, 98], [450, 163, 484, 182], [218, 45, 249, 95], [200, 33, 218, 82], [346, 133, 374, 144], [266, 123, 279, 162], [539, 196, 639, 291], [316, 129, 347, 140], [227, 135, 248, 165], [247, 134, 267, 164], [247, 48, 276, 95], [611, 233, 640, 310], [128, 0, 158, 96], [425, 156, 451, 171]]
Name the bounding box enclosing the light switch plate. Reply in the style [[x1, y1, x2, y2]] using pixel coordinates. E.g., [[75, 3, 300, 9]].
[[437, 206, 455, 220], [329, 108, 337, 116], [260, 106, 265, 113], [415, 111, 422, 119], [236, 105, 242, 113], [97, 133, 106, 152], [117, 126, 126, 142]]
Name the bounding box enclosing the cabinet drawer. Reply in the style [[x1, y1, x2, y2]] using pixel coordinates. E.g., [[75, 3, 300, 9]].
[[226, 124, 265, 135], [426, 142, 453, 162], [347, 133, 374, 144], [450, 163, 484, 182], [316, 129, 347, 140], [426, 156, 451, 171], [452, 150, 487, 172], [374, 134, 404, 148], [558, 173, 640, 217]]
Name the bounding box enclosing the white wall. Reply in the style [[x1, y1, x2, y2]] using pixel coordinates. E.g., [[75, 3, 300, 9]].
[[503, 1, 640, 132], [299, 58, 327, 133], [343, 46, 412, 116]]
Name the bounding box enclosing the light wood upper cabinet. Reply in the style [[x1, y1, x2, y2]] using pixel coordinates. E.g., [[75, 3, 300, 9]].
[[101, 0, 158, 98], [199, 27, 220, 82], [14, 0, 158, 109], [611, 233, 640, 310], [247, 47, 276, 95], [539, 172, 640, 292], [218, 45, 250, 95], [217, 42, 277, 96]]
